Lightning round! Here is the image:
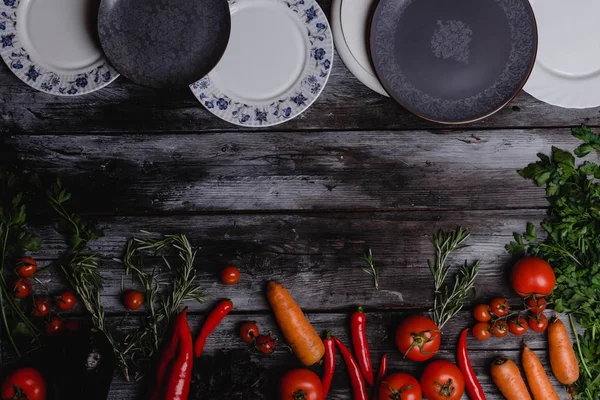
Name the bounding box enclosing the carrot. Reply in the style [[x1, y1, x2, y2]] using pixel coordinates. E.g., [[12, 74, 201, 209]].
[[548, 316, 579, 384], [490, 357, 532, 400], [522, 343, 560, 400], [266, 281, 325, 366]]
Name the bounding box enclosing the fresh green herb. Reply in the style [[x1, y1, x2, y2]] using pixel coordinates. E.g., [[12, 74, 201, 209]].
[[360, 248, 381, 289], [506, 126, 600, 400], [427, 227, 480, 329]]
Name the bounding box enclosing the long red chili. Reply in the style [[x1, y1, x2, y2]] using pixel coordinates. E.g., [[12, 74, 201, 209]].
[[322, 332, 336, 398], [194, 299, 233, 357], [351, 307, 374, 386], [372, 354, 388, 400], [334, 337, 368, 400], [457, 328, 486, 400]]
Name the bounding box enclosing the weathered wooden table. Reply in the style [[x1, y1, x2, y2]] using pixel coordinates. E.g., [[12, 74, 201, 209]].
[[1, 1, 597, 397]]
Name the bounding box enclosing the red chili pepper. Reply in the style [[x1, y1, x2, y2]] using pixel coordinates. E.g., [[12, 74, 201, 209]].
[[334, 337, 368, 400], [322, 332, 336, 398], [372, 354, 388, 400], [194, 299, 233, 357], [457, 328, 486, 400], [351, 307, 374, 386]]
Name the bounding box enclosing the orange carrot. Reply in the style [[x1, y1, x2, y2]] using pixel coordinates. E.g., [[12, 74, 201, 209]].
[[548, 316, 579, 385], [490, 357, 532, 400], [522, 343, 560, 400], [266, 281, 325, 366]]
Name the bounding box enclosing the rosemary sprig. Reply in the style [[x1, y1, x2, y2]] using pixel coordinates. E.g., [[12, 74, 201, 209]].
[[427, 227, 480, 329], [360, 248, 381, 289]]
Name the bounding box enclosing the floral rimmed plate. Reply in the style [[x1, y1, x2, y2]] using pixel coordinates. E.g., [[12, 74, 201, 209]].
[[0, 0, 118, 96], [190, 0, 333, 127]]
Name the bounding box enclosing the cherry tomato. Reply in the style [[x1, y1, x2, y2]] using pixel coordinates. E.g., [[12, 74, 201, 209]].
[[13, 278, 32, 298], [528, 314, 549, 332], [420, 360, 464, 400], [15, 256, 37, 278], [491, 321, 509, 338], [221, 266, 240, 285], [490, 298, 510, 317], [379, 372, 422, 400], [255, 335, 276, 355], [64, 320, 82, 332], [508, 316, 528, 336], [395, 315, 440, 362], [526, 297, 547, 314], [56, 291, 77, 311], [511, 257, 556, 297], [32, 297, 50, 318], [279, 369, 324, 400], [123, 290, 144, 311], [473, 304, 492, 322], [1, 367, 46, 400], [239, 321, 259, 343], [45, 316, 63, 336], [472, 322, 491, 341]]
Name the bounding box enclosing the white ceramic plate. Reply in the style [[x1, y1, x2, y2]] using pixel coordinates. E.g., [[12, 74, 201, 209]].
[[331, 0, 388, 96], [524, 0, 600, 109], [190, 0, 333, 127], [0, 0, 118, 95]]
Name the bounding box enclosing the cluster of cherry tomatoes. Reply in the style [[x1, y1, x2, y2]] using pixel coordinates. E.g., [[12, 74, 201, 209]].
[[12, 256, 80, 335], [238, 321, 277, 355]]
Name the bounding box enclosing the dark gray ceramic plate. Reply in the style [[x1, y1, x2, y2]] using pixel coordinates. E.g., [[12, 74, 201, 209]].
[[98, 0, 231, 88], [370, 0, 537, 124]]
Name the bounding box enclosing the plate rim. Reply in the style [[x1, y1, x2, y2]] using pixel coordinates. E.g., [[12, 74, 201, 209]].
[[369, 0, 538, 124], [0, 0, 119, 96], [190, 0, 333, 128]]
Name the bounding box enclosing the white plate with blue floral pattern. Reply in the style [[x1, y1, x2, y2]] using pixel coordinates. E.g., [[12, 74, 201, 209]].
[[190, 0, 333, 127], [0, 0, 118, 96]]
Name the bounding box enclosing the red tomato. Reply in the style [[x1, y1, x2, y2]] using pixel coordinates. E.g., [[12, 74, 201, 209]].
[[420, 360, 465, 400], [473, 304, 492, 322], [379, 372, 422, 400], [32, 297, 50, 318], [395, 315, 440, 362], [15, 256, 37, 278], [472, 322, 491, 341], [123, 290, 144, 311], [490, 298, 510, 317], [255, 335, 276, 355], [528, 314, 549, 332], [1, 367, 46, 400], [56, 291, 77, 311], [279, 369, 324, 400], [508, 316, 528, 336], [13, 278, 32, 298], [45, 316, 63, 336], [64, 320, 82, 332], [491, 321, 509, 338], [511, 257, 556, 297], [526, 297, 547, 314], [239, 321, 260, 343], [221, 266, 240, 285]]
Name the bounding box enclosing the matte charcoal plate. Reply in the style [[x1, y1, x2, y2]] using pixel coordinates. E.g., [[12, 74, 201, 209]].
[[370, 0, 537, 124], [98, 0, 231, 88]]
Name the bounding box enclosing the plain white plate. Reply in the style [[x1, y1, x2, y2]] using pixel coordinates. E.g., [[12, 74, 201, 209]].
[[524, 0, 600, 109], [191, 0, 333, 127], [331, 0, 388, 97]]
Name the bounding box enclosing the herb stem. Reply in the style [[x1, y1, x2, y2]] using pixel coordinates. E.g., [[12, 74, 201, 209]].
[[570, 314, 593, 380]]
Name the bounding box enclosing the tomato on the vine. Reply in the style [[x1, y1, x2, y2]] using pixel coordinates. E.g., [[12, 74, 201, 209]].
[[528, 314, 549, 332], [511, 257, 556, 297], [279, 369, 323, 400], [45, 316, 63, 336], [379, 372, 422, 400], [526, 297, 547, 314], [490, 298, 510, 317], [1, 367, 46, 400], [255, 335, 276, 355], [239, 321, 259, 343], [491, 321, 509, 338], [56, 291, 77, 311], [13, 278, 32, 298], [221, 266, 240, 285], [395, 315, 440, 362], [32, 297, 50, 318], [508, 316, 528, 336], [15, 256, 37, 278], [473, 304, 492, 322], [420, 360, 464, 400], [123, 290, 144, 311], [472, 322, 491, 341]]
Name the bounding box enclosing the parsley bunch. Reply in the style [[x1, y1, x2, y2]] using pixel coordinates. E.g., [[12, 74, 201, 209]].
[[507, 126, 600, 400]]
